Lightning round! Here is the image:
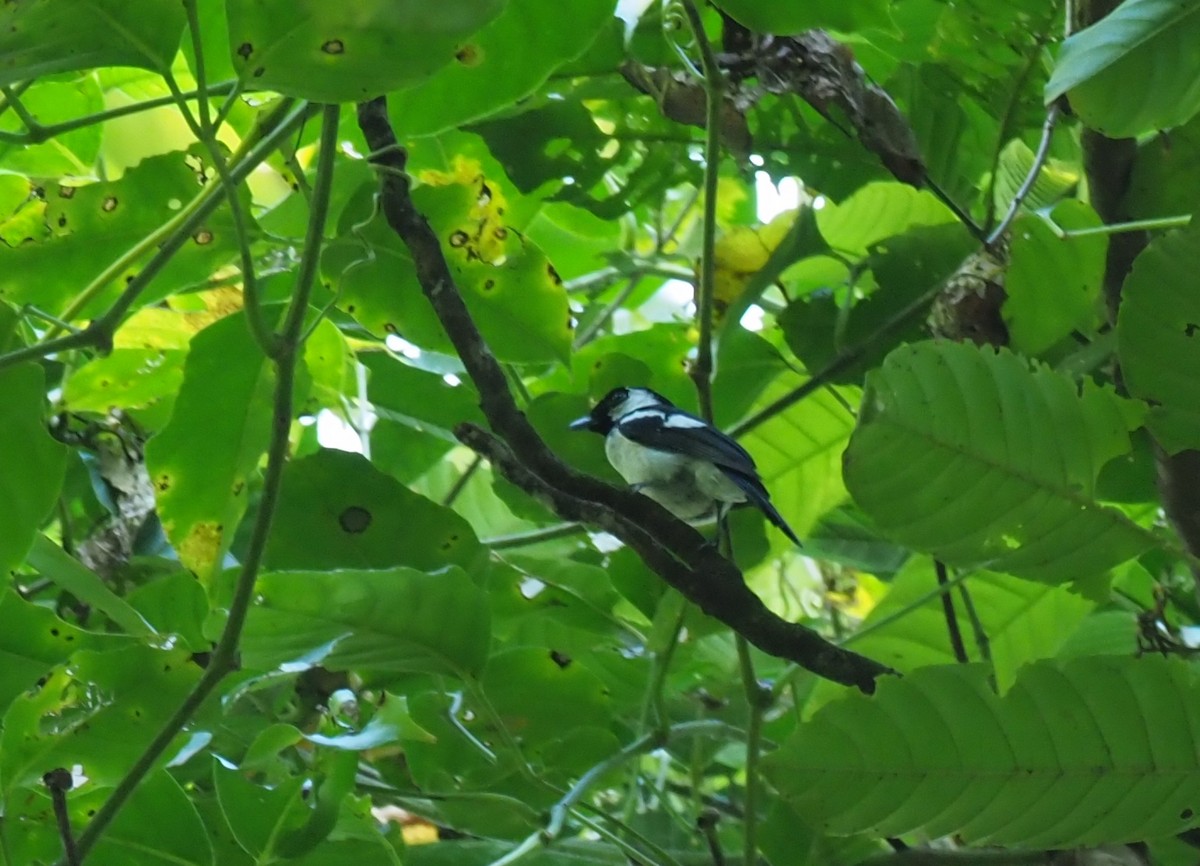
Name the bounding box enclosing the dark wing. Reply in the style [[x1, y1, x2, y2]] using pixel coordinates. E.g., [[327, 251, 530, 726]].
[[615, 409, 758, 474], [617, 409, 801, 546]]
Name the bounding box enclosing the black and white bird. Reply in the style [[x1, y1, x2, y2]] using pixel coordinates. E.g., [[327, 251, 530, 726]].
[[569, 386, 801, 545]]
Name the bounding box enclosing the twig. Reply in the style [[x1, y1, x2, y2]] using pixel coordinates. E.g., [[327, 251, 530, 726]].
[[735, 635, 768, 865], [698, 810, 727, 866], [986, 104, 1060, 247], [680, 0, 722, 420], [935, 560, 968, 664], [483, 523, 587, 549], [356, 96, 891, 693], [958, 582, 991, 663], [442, 454, 482, 507], [44, 769, 79, 866], [729, 278, 946, 438], [64, 103, 342, 866]]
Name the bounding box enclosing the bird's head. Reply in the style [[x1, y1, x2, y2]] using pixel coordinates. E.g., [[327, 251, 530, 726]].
[[568, 386, 673, 434]]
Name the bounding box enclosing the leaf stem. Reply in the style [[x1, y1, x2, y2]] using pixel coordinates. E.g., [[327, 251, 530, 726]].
[[64, 103, 340, 866], [735, 635, 768, 865], [935, 560, 968, 664], [986, 104, 1060, 247], [0, 81, 240, 145]]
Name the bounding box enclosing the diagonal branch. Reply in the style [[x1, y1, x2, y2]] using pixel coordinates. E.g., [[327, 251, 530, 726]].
[[355, 96, 889, 693]]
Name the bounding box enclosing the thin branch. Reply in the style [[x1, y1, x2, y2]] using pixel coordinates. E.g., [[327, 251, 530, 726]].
[[698, 810, 727, 866], [982, 5, 1063, 232], [44, 769, 79, 866], [735, 635, 768, 866], [178, 0, 278, 356], [958, 582, 991, 663], [986, 104, 1060, 247], [935, 560, 968, 664], [65, 103, 340, 866], [356, 96, 891, 693], [680, 0, 722, 421], [0, 84, 40, 131], [483, 522, 587, 550], [442, 454, 483, 507], [0, 81, 240, 145], [729, 278, 946, 438]]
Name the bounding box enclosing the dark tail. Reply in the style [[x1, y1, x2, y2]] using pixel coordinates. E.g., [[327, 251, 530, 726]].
[[725, 470, 802, 547]]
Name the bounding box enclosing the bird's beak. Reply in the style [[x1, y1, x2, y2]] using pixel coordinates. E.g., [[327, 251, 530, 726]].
[[568, 415, 594, 431]]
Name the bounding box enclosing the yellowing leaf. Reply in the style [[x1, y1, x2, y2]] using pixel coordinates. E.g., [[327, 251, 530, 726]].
[[714, 208, 801, 318]]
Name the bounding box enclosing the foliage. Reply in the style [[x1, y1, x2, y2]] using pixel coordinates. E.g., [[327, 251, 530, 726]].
[[1, 1, 1200, 865]]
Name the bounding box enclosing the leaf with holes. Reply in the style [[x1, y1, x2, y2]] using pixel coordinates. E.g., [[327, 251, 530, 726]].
[[227, 0, 505, 102], [0, 152, 249, 319], [265, 449, 484, 573], [765, 656, 1200, 847], [1117, 225, 1200, 453], [241, 566, 490, 678], [1045, 0, 1200, 137], [843, 341, 1153, 582]]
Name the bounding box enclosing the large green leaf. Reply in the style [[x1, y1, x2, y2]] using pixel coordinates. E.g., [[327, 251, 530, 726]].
[[1116, 225, 1200, 453], [0, 365, 67, 576], [0, 152, 248, 319], [327, 170, 572, 363], [843, 341, 1153, 582], [816, 182, 958, 258], [1002, 201, 1105, 355], [0, 645, 201, 794], [1045, 0, 1200, 137], [241, 566, 490, 677], [92, 770, 215, 866], [265, 449, 484, 573], [387, 0, 616, 136], [145, 311, 285, 578], [226, 0, 505, 102], [765, 656, 1200, 847], [0, 78, 104, 176], [0, 0, 185, 84]]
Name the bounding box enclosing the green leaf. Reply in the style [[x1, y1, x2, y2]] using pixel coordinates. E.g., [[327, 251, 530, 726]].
[[127, 571, 211, 651], [214, 759, 308, 859], [1045, 0, 1200, 137], [265, 449, 484, 572], [713, 0, 890, 34], [306, 694, 435, 748], [145, 311, 283, 578], [990, 139, 1079, 216], [1002, 201, 1105, 355], [64, 348, 187, 413], [387, 0, 616, 136], [226, 0, 505, 102], [241, 566, 490, 677], [25, 534, 156, 637], [844, 341, 1153, 582], [741, 379, 858, 542], [0, 0, 185, 83], [0, 78, 104, 176], [0, 644, 201, 793], [0, 152, 250, 319], [0, 365, 67, 576], [816, 182, 957, 258], [93, 769, 215, 866], [327, 171, 573, 363], [0, 589, 115, 718], [764, 656, 1200, 847], [1117, 225, 1200, 453]]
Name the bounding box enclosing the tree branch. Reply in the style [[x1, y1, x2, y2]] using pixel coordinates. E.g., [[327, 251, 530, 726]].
[[354, 95, 889, 692]]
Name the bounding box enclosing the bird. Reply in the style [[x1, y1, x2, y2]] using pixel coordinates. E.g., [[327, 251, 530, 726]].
[[569, 386, 801, 546]]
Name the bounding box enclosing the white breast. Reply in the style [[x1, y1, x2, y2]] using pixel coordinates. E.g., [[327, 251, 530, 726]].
[[605, 429, 747, 521]]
